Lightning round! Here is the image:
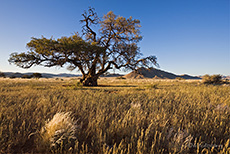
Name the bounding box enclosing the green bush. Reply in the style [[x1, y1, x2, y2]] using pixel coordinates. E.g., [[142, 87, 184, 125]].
[[202, 74, 223, 84], [75, 81, 83, 87], [71, 81, 83, 89]]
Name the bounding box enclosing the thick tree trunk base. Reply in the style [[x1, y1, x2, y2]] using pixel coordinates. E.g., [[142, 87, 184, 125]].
[[81, 77, 98, 86]]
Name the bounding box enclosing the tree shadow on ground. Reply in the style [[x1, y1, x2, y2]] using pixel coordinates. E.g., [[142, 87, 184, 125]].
[[62, 84, 137, 88], [97, 85, 137, 88]]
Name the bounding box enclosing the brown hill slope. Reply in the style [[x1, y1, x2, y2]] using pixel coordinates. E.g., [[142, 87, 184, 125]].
[[124, 67, 201, 79]]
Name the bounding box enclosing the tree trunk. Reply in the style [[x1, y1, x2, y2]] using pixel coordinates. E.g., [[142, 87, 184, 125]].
[[81, 76, 98, 86]]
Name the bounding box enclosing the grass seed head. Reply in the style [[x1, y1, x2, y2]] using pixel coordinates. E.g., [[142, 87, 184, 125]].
[[41, 112, 78, 151]]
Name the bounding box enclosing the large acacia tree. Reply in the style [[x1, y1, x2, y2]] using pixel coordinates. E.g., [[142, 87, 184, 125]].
[[9, 8, 158, 86]]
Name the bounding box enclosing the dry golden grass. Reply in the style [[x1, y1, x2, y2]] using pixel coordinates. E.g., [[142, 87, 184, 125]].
[[0, 77, 229, 153], [40, 112, 78, 152]]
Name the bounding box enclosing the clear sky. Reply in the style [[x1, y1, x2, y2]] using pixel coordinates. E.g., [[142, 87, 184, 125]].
[[0, 0, 229, 76]]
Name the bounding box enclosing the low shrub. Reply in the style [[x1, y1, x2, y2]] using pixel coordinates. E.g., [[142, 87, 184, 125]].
[[0, 72, 5, 77], [202, 74, 223, 84], [176, 77, 185, 80], [9, 76, 16, 79], [21, 75, 33, 79], [75, 81, 83, 88], [32, 73, 42, 78]]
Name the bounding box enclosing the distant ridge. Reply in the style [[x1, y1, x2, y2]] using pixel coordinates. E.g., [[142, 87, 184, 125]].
[[2, 70, 227, 79], [1, 72, 125, 78], [2, 72, 81, 78], [124, 67, 201, 79]]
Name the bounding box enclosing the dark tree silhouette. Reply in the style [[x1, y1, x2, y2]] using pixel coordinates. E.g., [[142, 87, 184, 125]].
[[0, 72, 5, 77], [32, 73, 42, 78], [9, 8, 158, 86]]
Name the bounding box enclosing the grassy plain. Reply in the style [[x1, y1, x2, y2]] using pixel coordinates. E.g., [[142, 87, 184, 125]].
[[0, 77, 229, 153]]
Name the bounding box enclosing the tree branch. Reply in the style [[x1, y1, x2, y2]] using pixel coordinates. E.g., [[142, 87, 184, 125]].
[[80, 8, 98, 42]]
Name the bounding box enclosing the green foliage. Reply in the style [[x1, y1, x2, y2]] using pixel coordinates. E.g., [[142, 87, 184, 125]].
[[0, 79, 229, 153], [8, 8, 158, 86], [75, 81, 83, 89], [202, 74, 223, 84]]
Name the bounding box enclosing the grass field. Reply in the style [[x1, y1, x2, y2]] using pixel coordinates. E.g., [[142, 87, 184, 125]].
[[0, 77, 229, 153]]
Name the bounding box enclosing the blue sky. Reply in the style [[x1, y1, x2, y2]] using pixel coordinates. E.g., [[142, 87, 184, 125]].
[[0, 0, 229, 76]]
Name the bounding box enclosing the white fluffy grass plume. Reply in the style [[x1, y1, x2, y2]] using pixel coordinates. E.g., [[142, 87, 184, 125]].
[[41, 112, 78, 151]]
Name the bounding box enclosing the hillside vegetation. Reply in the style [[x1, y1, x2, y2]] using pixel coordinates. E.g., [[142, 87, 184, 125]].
[[0, 78, 229, 153]]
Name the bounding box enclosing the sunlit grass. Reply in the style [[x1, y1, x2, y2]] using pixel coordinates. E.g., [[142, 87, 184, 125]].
[[0, 77, 229, 153], [40, 112, 78, 153]]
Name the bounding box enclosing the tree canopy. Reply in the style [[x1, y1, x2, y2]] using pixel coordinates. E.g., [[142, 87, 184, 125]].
[[9, 8, 158, 86]]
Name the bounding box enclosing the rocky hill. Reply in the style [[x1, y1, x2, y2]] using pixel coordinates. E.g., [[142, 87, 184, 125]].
[[124, 67, 201, 79]]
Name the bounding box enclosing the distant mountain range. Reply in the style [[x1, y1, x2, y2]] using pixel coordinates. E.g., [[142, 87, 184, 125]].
[[124, 67, 201, 79], [1, 70, 229, 79], [2, 72, 81, 78], [1, 72, 124, 78]]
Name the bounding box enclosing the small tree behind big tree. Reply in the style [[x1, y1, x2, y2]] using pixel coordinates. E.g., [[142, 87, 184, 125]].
[[9, 8, 158, 86], [32, 73, 42, 79]]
